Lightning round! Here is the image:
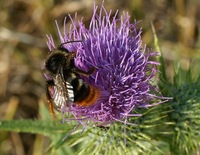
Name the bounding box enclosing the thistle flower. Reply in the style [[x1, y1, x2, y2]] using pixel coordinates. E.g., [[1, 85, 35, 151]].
[[46, 3, 168, 129]]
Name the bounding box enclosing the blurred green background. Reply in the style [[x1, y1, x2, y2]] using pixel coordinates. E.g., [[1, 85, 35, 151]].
[[0, 0, 199, 154]]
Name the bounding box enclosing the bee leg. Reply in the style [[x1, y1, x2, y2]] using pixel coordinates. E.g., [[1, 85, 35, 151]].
[[46, 80, 56, 120], [72, 66, 96, 76], [68, 51, 96, 76]]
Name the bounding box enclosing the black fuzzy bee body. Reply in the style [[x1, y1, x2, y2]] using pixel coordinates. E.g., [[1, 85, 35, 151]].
[[44, 42, 99, 118]]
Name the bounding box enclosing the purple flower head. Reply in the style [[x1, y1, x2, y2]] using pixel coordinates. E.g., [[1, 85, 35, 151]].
[[45, 3, 168, 127]]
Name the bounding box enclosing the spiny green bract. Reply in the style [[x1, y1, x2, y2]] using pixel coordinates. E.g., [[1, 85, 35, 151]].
[[165, 68, 200, 155]]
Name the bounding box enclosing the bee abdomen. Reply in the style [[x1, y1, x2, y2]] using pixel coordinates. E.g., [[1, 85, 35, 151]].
[[71, 78, 100, 107]]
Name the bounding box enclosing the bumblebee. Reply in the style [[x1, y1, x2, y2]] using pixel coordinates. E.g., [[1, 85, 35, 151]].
[[44, 41, 100, 118]]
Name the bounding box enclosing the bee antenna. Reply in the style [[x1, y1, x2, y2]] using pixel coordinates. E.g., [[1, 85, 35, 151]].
[[60, 40, 82, 48]]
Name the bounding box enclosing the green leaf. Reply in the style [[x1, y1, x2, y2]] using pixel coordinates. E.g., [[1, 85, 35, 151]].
[[151, 22, 167, 82], [0, 120, 66, 138]]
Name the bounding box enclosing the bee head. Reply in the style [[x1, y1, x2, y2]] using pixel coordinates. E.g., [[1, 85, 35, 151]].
[[45, 52, 66, 74], [45, 41, 81, 74]]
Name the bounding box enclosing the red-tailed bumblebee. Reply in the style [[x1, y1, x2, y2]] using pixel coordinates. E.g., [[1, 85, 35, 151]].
[[43, 41, 100, 118]]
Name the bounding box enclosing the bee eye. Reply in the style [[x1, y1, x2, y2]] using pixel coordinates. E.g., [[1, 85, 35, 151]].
[[45, 53, 66, 74]]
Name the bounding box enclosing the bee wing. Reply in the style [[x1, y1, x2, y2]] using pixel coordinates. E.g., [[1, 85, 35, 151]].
[[53, 71, 74, 109]]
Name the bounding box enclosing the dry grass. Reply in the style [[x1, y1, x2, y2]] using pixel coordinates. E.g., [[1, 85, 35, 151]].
[[0, 0, 199, 154]]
